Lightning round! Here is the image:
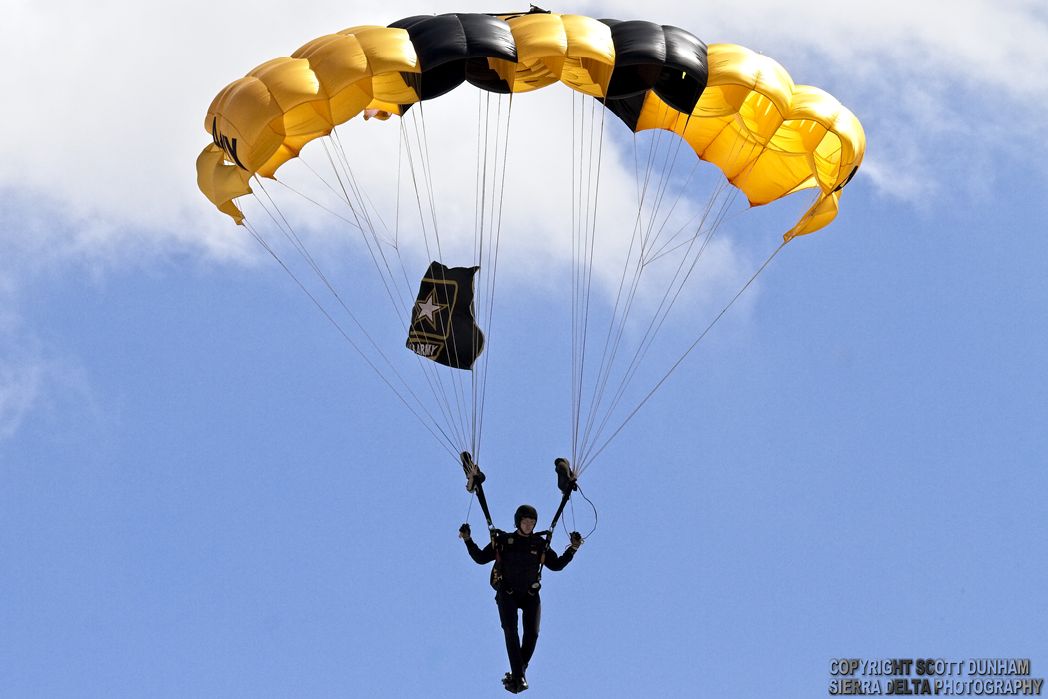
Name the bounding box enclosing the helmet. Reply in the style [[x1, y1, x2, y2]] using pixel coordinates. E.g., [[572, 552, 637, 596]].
[[514, 504, 538, 528]]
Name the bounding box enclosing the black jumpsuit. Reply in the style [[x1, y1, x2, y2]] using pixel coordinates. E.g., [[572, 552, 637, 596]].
[[465, 531, 576, 681]]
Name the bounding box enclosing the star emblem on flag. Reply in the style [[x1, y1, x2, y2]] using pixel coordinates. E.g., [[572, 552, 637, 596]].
[[415, 289, 446, 328]]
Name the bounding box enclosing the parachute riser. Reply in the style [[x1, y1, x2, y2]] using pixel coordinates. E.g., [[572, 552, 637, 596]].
[[474, 483, 495, 532], [546, 485, 574, 535], [461, 451, 496, 534], [548, 456, 578, 531]]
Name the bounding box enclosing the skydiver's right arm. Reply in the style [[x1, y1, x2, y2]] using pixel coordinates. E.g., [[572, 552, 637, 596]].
[[464, 537, 495, 565]]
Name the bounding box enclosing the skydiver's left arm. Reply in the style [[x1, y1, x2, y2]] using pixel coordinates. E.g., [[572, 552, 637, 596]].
[[544, 533, 582, 571]]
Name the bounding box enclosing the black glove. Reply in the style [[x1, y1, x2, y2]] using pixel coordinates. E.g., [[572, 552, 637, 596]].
[[555, 457, 578, 495], [459, 523, 471, 539], [461, 452, 485, 493], [569, 531, 583, 549]]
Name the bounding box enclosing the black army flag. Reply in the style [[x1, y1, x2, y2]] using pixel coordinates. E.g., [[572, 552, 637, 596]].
[[406, 262, 485, 369]]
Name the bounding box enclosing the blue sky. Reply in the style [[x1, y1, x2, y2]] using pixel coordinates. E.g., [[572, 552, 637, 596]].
[[2, 2, 1047, 697]]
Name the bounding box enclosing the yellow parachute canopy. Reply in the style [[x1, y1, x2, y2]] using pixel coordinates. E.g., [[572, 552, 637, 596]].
[[197, 13, 864, 239]]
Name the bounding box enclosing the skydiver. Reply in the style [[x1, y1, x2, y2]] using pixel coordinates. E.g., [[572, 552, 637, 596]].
[[459, 457, 583, 694]]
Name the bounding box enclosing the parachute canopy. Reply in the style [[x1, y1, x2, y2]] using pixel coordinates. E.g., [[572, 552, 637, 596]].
[[198, 11, 865, 240]]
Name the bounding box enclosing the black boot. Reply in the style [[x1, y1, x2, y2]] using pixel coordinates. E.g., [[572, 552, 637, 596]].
[[502, 673, 528, 693]]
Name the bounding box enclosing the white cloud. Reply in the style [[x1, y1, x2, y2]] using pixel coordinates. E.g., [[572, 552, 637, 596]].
[[0, 276, 82, 443], [2, 0, 1046, 259], [652, 0, 1048, 203], [0, 276, 44, 440], [0, 356, 43, 442], [0, 203, 111, 445]]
